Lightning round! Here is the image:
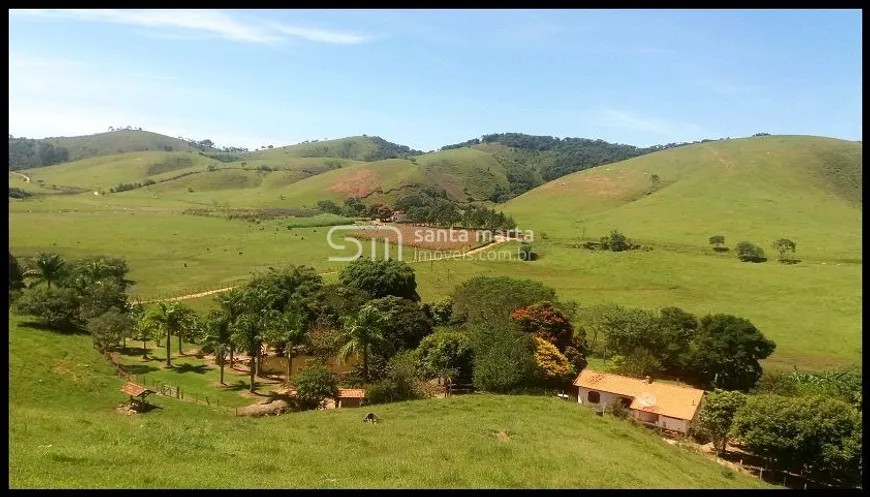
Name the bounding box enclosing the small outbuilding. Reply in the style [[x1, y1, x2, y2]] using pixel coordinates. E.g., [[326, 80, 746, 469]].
[[336, 388, 366, 408], [120, 382, 156, 412]]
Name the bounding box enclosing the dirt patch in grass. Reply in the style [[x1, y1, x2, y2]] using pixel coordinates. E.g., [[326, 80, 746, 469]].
[[496, 430, 511, 442], [352, 224, 490, 251], [330, 169, 377, 196]]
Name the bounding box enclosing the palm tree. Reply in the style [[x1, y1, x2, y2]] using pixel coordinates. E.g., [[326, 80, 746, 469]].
[[340, 305, 387, 383], [276, 309, 308, 383], [232, 289, 278, 393], [24, 253, 66, 289], [130, 303, 154, 359], [201, 311, 232, 385], [148, 302, 190, 367], [215, 289, 246, 369]]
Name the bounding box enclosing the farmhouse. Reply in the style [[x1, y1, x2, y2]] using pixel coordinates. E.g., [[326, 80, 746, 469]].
[[574, 370, 705, 434], [390, 210, 409, 223]]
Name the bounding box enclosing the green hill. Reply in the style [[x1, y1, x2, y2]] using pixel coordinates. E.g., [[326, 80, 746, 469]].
[[248, 135, 423, 162], [8, 314, 767, 489], [504, 135, 861, 260], [9, 130, 202, 171]]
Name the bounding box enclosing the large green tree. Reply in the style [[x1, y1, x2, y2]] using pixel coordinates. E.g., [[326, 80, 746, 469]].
[[685, 314, 776, 391], [452, 276, 557, 326], [339, 259, 420, 301], [695, 389, 747, 456], [415, 329, 474, 381]]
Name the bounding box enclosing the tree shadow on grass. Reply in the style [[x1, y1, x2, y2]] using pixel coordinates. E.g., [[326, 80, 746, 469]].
[[712, 247, 731, 253], [18, 320, 90, 336], [778, 259, 802, 265], [171, 363, 212, 375], [119, 363, 160, 375], [221, 379, 273, 397]]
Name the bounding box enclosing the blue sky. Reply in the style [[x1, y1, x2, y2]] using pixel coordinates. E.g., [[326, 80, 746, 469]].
[[9, 9, 862, 151]]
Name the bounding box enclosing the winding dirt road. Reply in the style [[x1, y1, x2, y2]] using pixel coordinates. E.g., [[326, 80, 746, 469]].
[[10, 171, 31, 183]]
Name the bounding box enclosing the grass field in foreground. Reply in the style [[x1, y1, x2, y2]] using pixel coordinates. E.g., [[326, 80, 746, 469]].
[[8, 315, 769, 489]]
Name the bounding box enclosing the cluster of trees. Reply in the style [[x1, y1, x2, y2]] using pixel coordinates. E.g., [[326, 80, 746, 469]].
[[109, 179, 156, 193], [578, 304, 776, 392], [394, 189, 516, 230], [9, 187, 31, 199], [9, 136, 70, 170], [697, 388, 861, 486], [9, 252, 133, 351], [438, 132, 705, 183], [580, 230, 644, 252], [317, 198, 393, 221], [710, 236, 797, 263]]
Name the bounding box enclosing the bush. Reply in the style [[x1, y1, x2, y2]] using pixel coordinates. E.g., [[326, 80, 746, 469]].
[[735, 241, 766, 262], [415, 329, 474, 381], [339, 259, 420, 301], [293, 365, 339, 410], [452, 276, 557, 326], [88, 308, 133, 353], [471, 324, 538, 393], [518, 242, 537, 261], [365, 351, 426, 405], [600, 230, 634, 252], [532, 337, 575, 388], [15, 286, 81, 329], [423, 297, 454, 325]]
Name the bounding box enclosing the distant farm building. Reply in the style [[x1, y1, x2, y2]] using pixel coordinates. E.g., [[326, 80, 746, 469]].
[[390, 210, 409, 223], [574, 370, 705, 434]]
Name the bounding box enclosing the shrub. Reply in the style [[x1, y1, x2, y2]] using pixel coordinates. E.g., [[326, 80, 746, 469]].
[[600, 230, 633, 252], [735, 241, 766, 262], [423, 297, 454, 325], [518, 242, 537, 261], [15, 286, 81, 329], [532, 336, 575, 388], [293, 365, 339, 410], [452, 276, 557, 326], [415, 329, 474, 381], [365, 351, 426, 405], [471, 324, 538, 393], [88, 308, 133, 353]]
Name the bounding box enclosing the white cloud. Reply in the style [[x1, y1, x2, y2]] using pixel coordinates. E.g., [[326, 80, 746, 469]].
[[593, 108, 703, 139], [10, 9, 372, 45]]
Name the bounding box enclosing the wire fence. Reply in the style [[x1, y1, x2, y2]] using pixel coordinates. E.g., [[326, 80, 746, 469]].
[[108, 353, 239, 416]]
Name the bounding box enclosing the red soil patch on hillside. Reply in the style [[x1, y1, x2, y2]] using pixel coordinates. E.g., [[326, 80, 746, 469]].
[[330, 169, 377, 196]]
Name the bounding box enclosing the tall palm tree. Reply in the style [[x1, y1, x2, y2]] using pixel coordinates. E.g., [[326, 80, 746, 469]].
[[232, 289, 278, 393], [276, 308, 308, 383], [340, 305, 387, 383], [130, 302, 154, 359], [148, 302, 190, 367], [215, 289, 246, 369], [201, 311, 232, 385], [24, 253, 66, 289]]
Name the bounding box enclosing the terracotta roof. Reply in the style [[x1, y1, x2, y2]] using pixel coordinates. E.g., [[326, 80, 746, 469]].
[[120, 382, 154, 398], [573, 370, 704, 421], [337, 388, 366, 399]]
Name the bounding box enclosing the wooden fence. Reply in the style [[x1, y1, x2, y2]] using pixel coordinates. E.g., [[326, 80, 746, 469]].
[[107, 353, 237, 416]]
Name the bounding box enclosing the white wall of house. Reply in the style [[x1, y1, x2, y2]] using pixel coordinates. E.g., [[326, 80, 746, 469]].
[[577, 387, 630, 410], [578, 387, 694, 434]]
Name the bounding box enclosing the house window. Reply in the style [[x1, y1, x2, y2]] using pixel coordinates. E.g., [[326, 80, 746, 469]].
[[587, 391, 601, 404], [620, 397, 632, 408]]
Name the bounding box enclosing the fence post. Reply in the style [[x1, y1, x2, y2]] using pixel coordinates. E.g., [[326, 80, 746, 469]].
[[176, 386, 180, 399], [205, 396, 209, 406]]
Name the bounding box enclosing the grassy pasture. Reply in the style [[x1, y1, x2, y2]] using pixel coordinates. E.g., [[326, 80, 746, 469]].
[[9, 315, 768, 489]]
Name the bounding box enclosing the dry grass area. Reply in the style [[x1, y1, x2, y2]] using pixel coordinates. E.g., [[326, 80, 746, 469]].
[[352, 224, 491, 251]]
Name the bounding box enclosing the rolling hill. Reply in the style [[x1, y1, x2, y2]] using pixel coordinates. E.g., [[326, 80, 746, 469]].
[[11, 130, 692, 208], [8, 315, 768, 488], [503, 135, 862, 261]]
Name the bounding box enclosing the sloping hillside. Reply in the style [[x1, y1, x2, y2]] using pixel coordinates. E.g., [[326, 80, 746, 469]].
[[248, 135, 423, 162], [503, 135, 862, 262], [9, 130, 202, 170], [8, 315, 767, 488]]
